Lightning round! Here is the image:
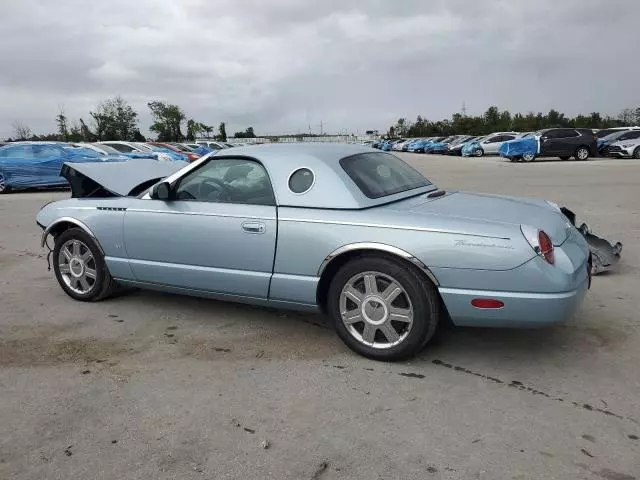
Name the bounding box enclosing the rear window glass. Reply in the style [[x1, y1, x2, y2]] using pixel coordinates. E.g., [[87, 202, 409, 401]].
[[340, 152, 431, 199]]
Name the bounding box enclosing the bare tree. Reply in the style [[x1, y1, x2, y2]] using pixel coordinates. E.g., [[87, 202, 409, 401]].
[[12, 120, 32, 140]]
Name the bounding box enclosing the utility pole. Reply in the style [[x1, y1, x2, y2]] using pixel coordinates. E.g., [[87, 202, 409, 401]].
[[320, 120, 323, 136], [461, 100, 467, 116]]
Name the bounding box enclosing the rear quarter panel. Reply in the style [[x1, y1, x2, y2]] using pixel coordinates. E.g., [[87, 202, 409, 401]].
[[273, 206, 537, 304]]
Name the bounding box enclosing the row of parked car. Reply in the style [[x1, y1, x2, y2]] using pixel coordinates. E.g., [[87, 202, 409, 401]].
[[373, 126, 640, 162], [0, 140, 236, 193]]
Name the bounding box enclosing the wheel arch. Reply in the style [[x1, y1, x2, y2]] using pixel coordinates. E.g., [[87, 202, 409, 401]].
[[41, 217, 104, 255], [315, 243, 439, 313]]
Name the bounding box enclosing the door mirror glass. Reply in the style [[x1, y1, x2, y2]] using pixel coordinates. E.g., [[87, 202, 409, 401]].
[[151, 181, 171, 200]]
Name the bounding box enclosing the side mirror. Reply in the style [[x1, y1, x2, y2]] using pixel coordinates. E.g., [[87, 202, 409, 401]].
[[151, 181, 171, 200]]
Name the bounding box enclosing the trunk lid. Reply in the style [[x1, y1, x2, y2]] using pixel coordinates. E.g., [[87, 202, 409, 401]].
[[386, 191, 571, 245]]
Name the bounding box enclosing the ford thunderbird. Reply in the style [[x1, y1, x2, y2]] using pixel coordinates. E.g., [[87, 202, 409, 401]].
[[36, 144, 613, 360]]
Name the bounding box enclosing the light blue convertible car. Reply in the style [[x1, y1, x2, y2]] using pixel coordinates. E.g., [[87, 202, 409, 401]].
[[37, 144, 598, 360]]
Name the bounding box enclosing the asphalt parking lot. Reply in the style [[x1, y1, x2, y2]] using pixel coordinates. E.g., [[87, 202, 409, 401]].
[[1, 154, 639, 480]]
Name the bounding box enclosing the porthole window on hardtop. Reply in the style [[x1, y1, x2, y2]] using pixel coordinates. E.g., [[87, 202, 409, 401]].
[[288, 168, 315, 194]]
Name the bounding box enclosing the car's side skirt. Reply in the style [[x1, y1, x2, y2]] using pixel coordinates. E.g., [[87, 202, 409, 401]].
[[115, 278, 320, 313]]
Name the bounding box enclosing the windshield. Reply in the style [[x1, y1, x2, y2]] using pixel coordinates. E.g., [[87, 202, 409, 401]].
[[172, 144, 193, 152], [144, 145, 165, 152], [595, 128, 624, 138], [340, 152, 431, 199], [94, 144, 120, 155], [602, 130, 630, 142]]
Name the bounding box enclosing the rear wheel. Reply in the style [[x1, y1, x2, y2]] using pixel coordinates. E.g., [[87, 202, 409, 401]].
[[522, 152, 536, 162], [0, 173, 9, 194], [633, 147, 640, 159], [575, 146, 590, 161], [327, 255, 440, 361], [474, 148, 484, 157], [559, 155, 571, 161], [53, 228, 118, 301]]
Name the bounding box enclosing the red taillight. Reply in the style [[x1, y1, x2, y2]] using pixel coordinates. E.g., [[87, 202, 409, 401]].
[[188, 153, 200, 161], [538, 230, 555, 265], [471, 299, 505, 309]]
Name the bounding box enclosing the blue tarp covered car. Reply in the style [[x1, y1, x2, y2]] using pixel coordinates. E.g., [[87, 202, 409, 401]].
[[0, 142, 121, 193], [498, 136, 540, 161], [462, 139, 486, 157]]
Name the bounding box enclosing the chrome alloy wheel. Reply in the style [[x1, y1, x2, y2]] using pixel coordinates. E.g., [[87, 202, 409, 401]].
[[58, 239, 97, 295], [576, 147, 589, 160], [339, 271, 414, 349], [0, 173, 6, 192]]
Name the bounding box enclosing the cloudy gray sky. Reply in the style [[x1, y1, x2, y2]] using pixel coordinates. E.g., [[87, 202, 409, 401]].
[[1, 0, 638, 138]]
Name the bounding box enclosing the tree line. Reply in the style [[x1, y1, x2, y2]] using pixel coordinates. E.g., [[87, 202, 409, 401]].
[[387, 106, 640, 138], [5, 96, 257, 143]]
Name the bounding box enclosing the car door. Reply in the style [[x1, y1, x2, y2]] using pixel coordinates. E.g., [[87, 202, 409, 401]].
[[492, 134, 516, 154], [541, 129, 579, 155], [539, 129, 561, 155], [482, 135, 504, 154], [123, 157, 277, 298]]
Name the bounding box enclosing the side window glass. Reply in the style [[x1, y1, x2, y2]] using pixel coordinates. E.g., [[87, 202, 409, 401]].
[[288, 168, 315, 194], [621, 131, 640, 140], [173, 158, 275, 206], [109, 144, 132, 153], [559, 129, 578, 138], [502, 135, 515, 141]]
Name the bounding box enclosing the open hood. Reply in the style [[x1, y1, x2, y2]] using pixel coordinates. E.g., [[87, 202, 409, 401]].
[[61, 159, 188, 198]]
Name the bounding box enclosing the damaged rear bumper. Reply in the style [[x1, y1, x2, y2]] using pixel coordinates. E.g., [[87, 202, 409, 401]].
[[561, 207, 623, 275]]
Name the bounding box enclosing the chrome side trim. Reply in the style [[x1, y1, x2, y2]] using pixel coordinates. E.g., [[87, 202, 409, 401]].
[[127, 208, 276, 221], [318, 242, 439, 285], [279, 217, 509, 240], [41, 217, 104, 254], [438, 286, 580, 300]]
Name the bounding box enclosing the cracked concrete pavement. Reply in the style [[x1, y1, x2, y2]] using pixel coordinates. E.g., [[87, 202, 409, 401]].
[[0, 154, 638, 479]]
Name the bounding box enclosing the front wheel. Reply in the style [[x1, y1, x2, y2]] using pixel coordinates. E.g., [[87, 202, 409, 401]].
[[53, 228, 118, 301], [633, 147, 640, 159], [522, 152, 536, 162], [575, 146, 590, 161], [327, 255, 440, 361], [474, 148, 484, 157]]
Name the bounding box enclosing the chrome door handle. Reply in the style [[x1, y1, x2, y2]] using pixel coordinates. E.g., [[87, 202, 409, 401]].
[[241, 221, 266, 234]]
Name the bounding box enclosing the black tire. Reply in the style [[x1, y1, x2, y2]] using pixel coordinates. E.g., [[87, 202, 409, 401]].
[[559, 155, 571, 161], [327, 255, 440, 361], [53, 227, 118, 301], [633, 147, 640, 159], [474, 148, 484, 157], [522, 152, 536, 162], [0, 172, 9, 194], [574, 146, 590, 161]]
